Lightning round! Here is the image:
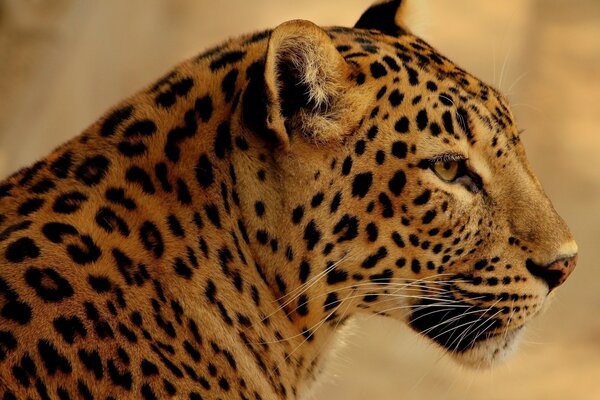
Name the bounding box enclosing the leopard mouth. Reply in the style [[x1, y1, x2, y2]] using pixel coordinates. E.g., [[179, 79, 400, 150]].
[[408, 295, 519, 357]]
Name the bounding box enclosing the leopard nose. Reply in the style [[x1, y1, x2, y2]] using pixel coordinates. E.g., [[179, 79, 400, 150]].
[[526, 254, 578, 291]]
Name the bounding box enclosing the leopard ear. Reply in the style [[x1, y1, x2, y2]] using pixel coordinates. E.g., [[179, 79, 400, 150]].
[[260, 19, 354, 148], [354, 0, 411, 36]]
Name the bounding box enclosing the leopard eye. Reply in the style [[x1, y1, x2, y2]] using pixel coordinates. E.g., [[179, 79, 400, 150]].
[[426, 155, 483, 193], [432, 160, 460, 182]]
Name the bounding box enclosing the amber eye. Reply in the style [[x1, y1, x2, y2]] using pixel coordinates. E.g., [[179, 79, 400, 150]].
[[432, 160, 460, 182]]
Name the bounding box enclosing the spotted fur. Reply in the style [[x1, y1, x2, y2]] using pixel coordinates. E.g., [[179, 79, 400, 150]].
[[0, 1, 577, 399]]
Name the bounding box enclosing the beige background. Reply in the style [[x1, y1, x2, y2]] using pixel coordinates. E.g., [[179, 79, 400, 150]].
[[1, 1, 599, 399]]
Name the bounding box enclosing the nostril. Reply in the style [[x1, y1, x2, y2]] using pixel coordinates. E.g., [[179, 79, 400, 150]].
[[526, 255, 577, 291]]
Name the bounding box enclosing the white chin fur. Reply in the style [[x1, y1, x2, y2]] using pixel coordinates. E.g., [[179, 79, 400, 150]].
[[449, 327, 524, 369]]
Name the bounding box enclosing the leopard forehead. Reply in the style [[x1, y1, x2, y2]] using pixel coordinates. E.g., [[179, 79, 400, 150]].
[[0, 3, 576, 400]]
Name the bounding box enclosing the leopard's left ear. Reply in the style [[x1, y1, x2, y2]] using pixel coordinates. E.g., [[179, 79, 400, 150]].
[[354, 0, 411, 36], [252, 19, 362, 149]]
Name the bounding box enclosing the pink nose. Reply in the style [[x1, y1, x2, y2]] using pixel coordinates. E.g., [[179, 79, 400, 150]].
[[526, 254, 578, 291], [546, 255, 577, 288]]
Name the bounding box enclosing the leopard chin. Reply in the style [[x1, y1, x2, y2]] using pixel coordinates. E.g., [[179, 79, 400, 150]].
[[449, 327, 524, 369], [407, 294, 528, 368]]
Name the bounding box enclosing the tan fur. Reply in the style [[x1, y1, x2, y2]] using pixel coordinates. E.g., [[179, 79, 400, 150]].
[[0, 2, 576, 399]]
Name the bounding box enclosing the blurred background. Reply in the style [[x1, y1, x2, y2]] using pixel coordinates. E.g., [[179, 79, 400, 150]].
[[0, 0, 598, 398]]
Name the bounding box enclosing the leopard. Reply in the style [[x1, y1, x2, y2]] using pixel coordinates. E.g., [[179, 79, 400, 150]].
[[0, 1, 578, 399]]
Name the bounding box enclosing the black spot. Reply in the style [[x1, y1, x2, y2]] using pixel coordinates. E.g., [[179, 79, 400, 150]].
[[77, 349, 103, 379], [195, 95, 213, 122], [442, 111, 455, 135], [204, 280, 217, 304], [352, 172, 373, 198], [17, 198, 45, 216], [0, 183, 13, 199], [405, 65, 419, 85], [67, 235, 101, 265], [118, 323, 138, 342], [292, 206, 304, 225], [370, 62, 387, 78], [5, 237, 40, 263], [210, 50, 246, 71], [303, 220, 321, 251], [0, 220, 32, 242], [333, 214, 359, 242], [256, 230, 269, 245], [126, 166, 155, 194], [439, 93, 454, 106], [299, 261, 311, 283], [167, 214, 185, 237], [391, 141, 407, 159], [105, 187, 137, 210], [214, 122, 232, 159], [52, 316, 87, 345], [29, 178, 55, 194], [174, 257, 193, 279], [101, 105, 134, 137], [53, 191, 88, 214], [378, 192, 394, 218], [254, 201, 265, 217], [426, 81, 438, 91], [75, 155, 110, 187], [383, 55, 400, 71], [341, 156, 353, 176], [38, 339, 72, 375], [87, 275, 112, 293], [164, 109, 198, 162], [416, 109, 428, 131], [195, 154, 214, 188], [395, 116, 409, 133], [221, 69, 239, 103], [411, 259, 421, 273], [330, 192, 342, 213], [297, 294, 309, 316], [25, 267, 73, 302], [366, 222, 378, 242], [388, 89, 404, 107], [0, 330, 17, 361], [422, 210, 437, 224], [156, 77, 194, 108], [456, 107, 473, 139], [119, 120, 157, 157], [204, 204, 221, 228], [355, 140, 366, 155], [324, 292, 341, 311], [327, 267, 348, 285], [163, 180, 184, 206], [413, 190, 431, 205], [361, 246, 388, 269], [392, 231, 405, 248], [107, 359, 132, 390], [17, 161, 46, 186], [40, 223, 76, 243], [311, 192, 324, 208], [141, 359, 159, 376], [154, 162, 172, 192], [429, 122, 442, 136], [96, 207, 130, 236], [0, 278, 32, 325], [388, 170, 406, 196], [139, 221, 164, 258]]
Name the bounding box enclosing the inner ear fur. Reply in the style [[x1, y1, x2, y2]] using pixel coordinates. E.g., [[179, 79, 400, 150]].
[[264, 19, 364, 146]]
